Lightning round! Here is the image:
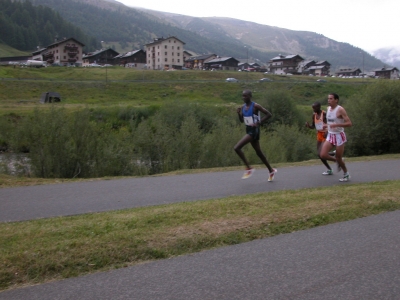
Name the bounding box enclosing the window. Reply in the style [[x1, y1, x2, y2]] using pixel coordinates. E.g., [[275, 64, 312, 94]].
[[172, 46, 174, 49], [177, 53, 180, 56], [178, 59, 180, 63], [64, 56, 66, 59], [172, 52, 174, 56], [165, 52, 167, 55], [165, 58, 167, 62], [165, 45, 167, 49], [177, 46, 180, 50], [158, 58, 160, 62], [172, 59, 174, 62]]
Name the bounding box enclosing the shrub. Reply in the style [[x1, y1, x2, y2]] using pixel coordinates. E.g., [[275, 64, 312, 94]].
[[346, 81, 400, 156]]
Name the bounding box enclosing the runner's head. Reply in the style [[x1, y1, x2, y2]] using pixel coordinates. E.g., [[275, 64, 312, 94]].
[[242, 90, 252, 102], [328, 93, 339, 107], [312, 101, 321, 113]]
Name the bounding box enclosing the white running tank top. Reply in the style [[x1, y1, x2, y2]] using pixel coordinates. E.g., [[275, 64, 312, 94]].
[[327, 105, 344, 133]]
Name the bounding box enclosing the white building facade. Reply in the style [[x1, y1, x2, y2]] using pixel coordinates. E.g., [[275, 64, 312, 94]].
[[145, 37, 185, 70]]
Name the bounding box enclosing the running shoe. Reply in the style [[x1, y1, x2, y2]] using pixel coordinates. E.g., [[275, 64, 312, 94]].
[[268, 168, 277, 182], [322, 169, 333, 175], [339, 173, 350, 182], [242, 168, 255, 179]]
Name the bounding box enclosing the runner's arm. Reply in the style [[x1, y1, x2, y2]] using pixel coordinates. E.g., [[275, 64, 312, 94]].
[[254, 104, 272, 126]]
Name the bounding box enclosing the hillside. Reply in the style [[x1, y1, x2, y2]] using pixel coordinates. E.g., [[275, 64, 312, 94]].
[[0, 43, 30, 57], [138, 9, 384, 72], [7, 0, 386, 71]]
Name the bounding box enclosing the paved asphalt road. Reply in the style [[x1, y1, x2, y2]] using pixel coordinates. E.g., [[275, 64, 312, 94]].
[[1, 159, 400, 299], [1, 159, 400, 223]]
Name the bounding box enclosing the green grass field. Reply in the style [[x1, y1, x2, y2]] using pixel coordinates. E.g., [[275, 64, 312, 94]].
[[0, 65, 369, 115]]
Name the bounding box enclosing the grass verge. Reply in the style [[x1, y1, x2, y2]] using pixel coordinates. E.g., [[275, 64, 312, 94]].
[[1, 180, 400, 291]]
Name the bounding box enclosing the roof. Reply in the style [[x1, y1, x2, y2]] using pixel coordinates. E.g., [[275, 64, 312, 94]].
[[206, 57, 239, 63], [336, 68, 361, 73], [46, 37, 85, 48], [315, 60, 330, 65], [308, 65, 325, 70], [146, 36, 186, 46], [114, 50, 143, 59], [270, 54, 303, 61], [185, 54, 216, 62], [374, 67, 399, 72], [32, 48, 47, 55], [83, 48, 119, 59]]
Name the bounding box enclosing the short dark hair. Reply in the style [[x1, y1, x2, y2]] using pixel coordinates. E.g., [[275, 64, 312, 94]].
[[243, 90, 252, 97], [329, 93, 339, 101]]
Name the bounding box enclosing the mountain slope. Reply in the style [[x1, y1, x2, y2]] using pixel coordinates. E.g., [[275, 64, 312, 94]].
[[17, 0, 386, 71], [137, 9, 384, 72]]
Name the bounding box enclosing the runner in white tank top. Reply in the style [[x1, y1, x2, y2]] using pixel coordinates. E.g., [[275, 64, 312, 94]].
[[320, 93, 353, 182]]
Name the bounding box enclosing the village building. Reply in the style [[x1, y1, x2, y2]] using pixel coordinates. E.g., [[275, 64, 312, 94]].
[[145, 36, 185, 70], [82, 48, 119, 66], [204, 57, 239, 71], [374, 67, 399, 79], [34, 38, 85, 66], [268, 54, 304, 75], [335, 68, 362, 77], [185, 54, 217, 69], [113, 49, 146, 68]]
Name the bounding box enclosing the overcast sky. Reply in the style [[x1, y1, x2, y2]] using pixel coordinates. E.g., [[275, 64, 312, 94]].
[[116, 0, 399, 53]]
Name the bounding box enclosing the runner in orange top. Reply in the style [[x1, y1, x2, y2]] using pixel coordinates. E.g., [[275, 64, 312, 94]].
[[306, 101, 333, 175]]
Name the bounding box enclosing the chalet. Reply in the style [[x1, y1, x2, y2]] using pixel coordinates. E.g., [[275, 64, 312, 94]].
[[268, 54, 304, 75], [183, 51, 195, 63], [185, 54, 217, 69], [41, 38, 85, 66], [145, 36, 185, 70], [374, 67, 399, 79], [113, 50, 146, 68], [82, 48, 119, 66], [204, 57, 239, 71], [297, 60, 315, 74], [31, 48, 47, 61], [336, 68, 362, 77], [238, 62, 250, 71]]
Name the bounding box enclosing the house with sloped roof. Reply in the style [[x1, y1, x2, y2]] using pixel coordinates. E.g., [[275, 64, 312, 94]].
[[113, 50, 146, 68], [268, 54, 304, 75], [336, 68, 362, 77], [204, 57, 239, 71], [374, 67, 399, 79], [145, 36, 185, 70], [39, 38, 85, 66], [185, 54, 217, 69], [82, 48, 119, 66]]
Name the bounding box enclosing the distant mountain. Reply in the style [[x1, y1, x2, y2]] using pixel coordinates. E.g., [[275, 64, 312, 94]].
[[371, 46, 400, 69], [16, 0, 386, 71]]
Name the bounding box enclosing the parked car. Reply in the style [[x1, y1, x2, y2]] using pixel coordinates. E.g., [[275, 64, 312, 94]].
[[226, 78, 239, 82], [259, 78, 273, 82]]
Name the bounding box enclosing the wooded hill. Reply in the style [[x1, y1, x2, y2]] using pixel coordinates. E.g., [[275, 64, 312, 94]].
[[4, 0, 386, 71]]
